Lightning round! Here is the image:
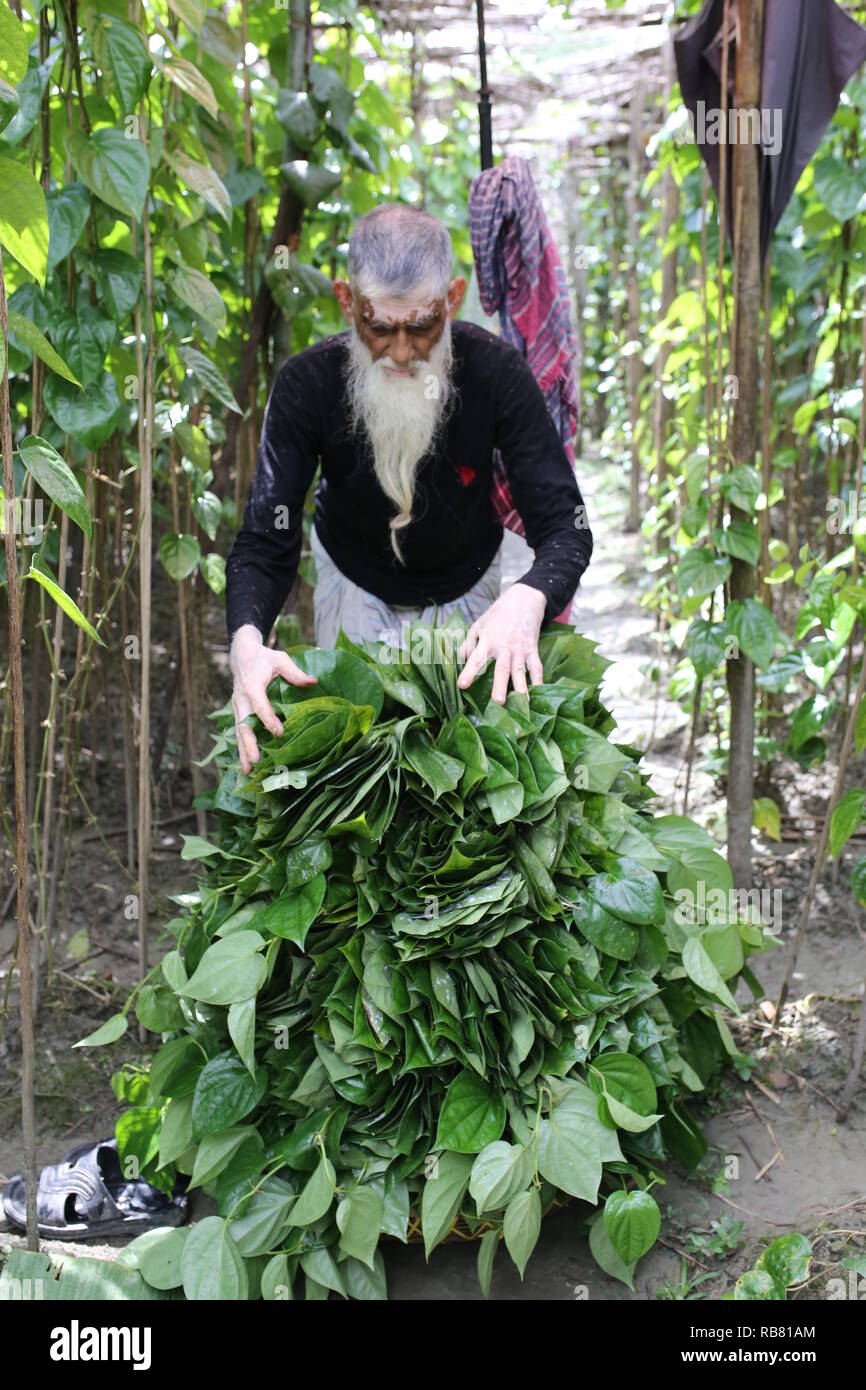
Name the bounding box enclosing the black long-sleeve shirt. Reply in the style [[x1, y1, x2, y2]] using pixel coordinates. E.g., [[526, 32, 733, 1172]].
[[225, 320, 592, 641]]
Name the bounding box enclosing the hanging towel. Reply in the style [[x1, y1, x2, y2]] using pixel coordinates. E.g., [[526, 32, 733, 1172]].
[[468, 155, 582, 622]]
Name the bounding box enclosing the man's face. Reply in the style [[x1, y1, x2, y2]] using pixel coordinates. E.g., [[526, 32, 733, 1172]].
[[355, 295, 447, 375], [334, 278, 467, 375]]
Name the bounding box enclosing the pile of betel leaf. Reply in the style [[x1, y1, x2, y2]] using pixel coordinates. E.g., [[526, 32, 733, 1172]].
[[99, 617, 773, 1300]]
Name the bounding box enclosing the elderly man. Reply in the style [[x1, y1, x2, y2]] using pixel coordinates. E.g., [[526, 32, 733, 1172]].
[[226, 203, 592, 773]]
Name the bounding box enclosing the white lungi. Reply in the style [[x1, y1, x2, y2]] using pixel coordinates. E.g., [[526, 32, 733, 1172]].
[[310, 523, 502, 649]]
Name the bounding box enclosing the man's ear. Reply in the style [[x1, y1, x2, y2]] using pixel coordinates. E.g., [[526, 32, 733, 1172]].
[[447, 276, 467, 320], [333, 280, 354, 323]]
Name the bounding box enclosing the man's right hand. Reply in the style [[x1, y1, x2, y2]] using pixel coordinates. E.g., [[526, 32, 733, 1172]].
[[229, 624, 318, 774]]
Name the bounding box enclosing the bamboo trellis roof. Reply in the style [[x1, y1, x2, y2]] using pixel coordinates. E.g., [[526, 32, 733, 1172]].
[[366, 0, 672, 161]]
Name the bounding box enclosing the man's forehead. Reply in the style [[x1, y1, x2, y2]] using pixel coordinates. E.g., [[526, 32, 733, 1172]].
[[358, 294, 445, 325]]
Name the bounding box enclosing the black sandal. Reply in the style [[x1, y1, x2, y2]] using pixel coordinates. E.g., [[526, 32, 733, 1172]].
[[2, 1137, 188, 1240]]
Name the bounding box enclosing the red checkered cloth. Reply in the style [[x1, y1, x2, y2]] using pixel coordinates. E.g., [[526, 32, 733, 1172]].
[[468, 156, 581, 621]]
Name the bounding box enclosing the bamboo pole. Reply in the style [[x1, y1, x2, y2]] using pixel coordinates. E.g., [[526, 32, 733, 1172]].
[[0, 242, 38, 1251], [625, 78, 645, 534], [725, 0, 764, 892], [134, 17, 155, 1034]]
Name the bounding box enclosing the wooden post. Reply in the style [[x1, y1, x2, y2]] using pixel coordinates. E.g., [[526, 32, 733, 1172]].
[[0, 243, 38, 1251], [726, 0, 765, 890], [653, 35, 680, 554], [625, 80, 645, 534]]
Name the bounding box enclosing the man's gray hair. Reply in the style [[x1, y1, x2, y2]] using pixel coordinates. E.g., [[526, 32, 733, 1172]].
[[347, 204, 453, 302]]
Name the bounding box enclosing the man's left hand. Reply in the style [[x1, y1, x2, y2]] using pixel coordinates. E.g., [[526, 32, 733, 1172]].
[[457, 581, 547, 703]]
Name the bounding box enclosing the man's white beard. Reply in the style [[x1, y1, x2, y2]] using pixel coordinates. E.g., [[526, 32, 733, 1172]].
[[346, 321, 454, 564]]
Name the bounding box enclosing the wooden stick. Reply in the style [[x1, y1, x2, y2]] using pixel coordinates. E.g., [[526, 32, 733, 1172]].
[[0, 242, 38, 1251], [776, 649, 866, 1015], [754, 1150, 782, 1182]]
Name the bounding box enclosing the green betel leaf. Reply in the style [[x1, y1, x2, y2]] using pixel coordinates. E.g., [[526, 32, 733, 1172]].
[[160, 532, 201, 582], [813, 155, 866, 223], [308, 63, 354, 138], [42, 371, 122, 451], [719, 463, 762, 515], [191, 1054, 267, 1139], [727, 598, 779, 670], [682, 937, 739, 1011], [286, 1152, 336, 1227], [336, 1186, 384, 1269], [45, 184, 91, 268], [421, 1152, 473, 1257], [469, 1141, 534, 1214], [503, 1188, 541, 1280], [275, 88, 322, 147], [753, 796, 781, 842], [90, 248, 142, 318], [161, 55, 218, 118], [180, 344, 242, 413], [684, 618, 727, 680], [174, 420, 211, 470], [180, 1216, 249, 1300], [665, 845, 733, 898], [7, 315, 80, 385], [134, 983, 184, 1033], [477, 1227, 499, 1299], [25, 564, 105, 646], [180, 833, 222, 859], [228, 1177, 296, 1256], [126, 1227, 188, 1290], [66, 128, 150, 219], [168, 150, 232, 223], [192, 490, 221, 541], [830, 789, 866, 859], [200, 552, 226, 595], [0, 155, 49, 285], [0, 4, 28, 85], [228, 998, 257, 1078], [588, 1210, 636, 1290], [86, 12, 152, 113], [676, 546, 731, 598], [52, 305, 114, 386], [72, 1012, 128, 1048], [585, 856, 665, 926], [435, 1070, 506, 1153], [255, 875, 326, 948], [341, 1251, 387, 1300], [701, 923, 744, 980], [188, 1125, 261, 1190], [158, 1096, 194, 1168], [588, 1052, 658, 1120], [717, 519, 760, 566], [535, 1103, 602, 1202], [855, 695, 866, 757], [280, 159, 342, 208], [572, 890, 639, 960], [167, 0, 207, 33], [851, 857, 866, 906], [0, 76, 19, 137], [603, 1190, 660, 1263], [18, 435, 90, 536], [168, 264, 227, 333], [182, 933, 266, 1006], [261, 1254, 291, 1301]]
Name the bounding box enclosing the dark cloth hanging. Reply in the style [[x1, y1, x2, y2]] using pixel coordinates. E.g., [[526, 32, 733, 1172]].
[[674, 0, 866, 265]]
